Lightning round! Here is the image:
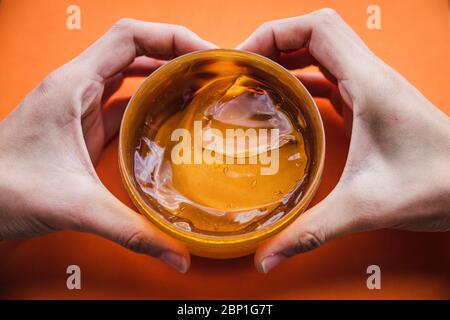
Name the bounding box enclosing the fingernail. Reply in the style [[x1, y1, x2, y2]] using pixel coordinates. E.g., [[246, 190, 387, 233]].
[[160, 251, 188, 273], [259, 253, 285, 274]]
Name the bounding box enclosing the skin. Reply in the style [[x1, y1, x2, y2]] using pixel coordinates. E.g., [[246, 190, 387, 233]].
[[0, 11, 449, 275], [0, 18, 216, 273], [237, 8, 450, 273]]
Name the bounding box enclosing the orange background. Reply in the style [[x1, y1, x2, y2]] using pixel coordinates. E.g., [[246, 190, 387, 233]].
[[0, 0, 449, 299]]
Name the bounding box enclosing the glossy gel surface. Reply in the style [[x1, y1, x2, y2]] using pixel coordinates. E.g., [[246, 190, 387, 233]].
[[134, 74, 309, 235]]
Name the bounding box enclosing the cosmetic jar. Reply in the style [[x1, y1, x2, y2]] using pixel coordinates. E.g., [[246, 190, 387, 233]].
[[119, 49, 325, 258]]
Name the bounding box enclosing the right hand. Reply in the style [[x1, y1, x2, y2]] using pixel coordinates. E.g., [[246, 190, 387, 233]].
[[237, 9, 450, 273], [0, 19, 215, 273]]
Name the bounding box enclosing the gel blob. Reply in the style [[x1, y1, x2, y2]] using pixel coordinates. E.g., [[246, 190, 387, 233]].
[[133, 63, 310, 235]]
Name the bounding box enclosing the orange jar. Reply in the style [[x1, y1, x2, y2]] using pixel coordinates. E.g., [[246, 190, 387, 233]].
[[119, 49, 325, 258]]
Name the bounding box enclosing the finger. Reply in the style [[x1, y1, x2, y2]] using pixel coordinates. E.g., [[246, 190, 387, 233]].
[[122, 56, 167, 77], [295, 72, 353, 134], [102, 73, 124, 103], [102, 97, 130, 144], [255, 190, 361, 273], [102, 56, 167, 103], [318, 65, 337, 85], [101, 57, 169, 145], [275, 49, 338, 86], [74, 18, 217, 80], [276, 48, 317, 70], [295, 72, 344, 115], [76, 187, 190, 273], [237, 9, 372, 83], [102, 56, 166, 103]]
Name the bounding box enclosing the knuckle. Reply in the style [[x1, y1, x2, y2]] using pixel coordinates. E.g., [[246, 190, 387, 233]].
[[122, 229, 160, 256], [113, 17, 135, 30], [258, 21, 275, 33], [123, 230, 147, 253], [177, 24, 190, 32], [37, 70, 63, 96], [314, 7, 339, 21], [297, 230, 324, 252], [37, 63, 86, 98], [311, 8, 343, 28], [110, 18, 136, 37], [171, 24, 191, 36], [34, 63, 101, 118], [253, 21, 277, 42], [286, 230, 324, 256]]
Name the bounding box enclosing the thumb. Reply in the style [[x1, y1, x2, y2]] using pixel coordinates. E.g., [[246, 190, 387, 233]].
[[75, 187, 190, 273], [255, 190, 359, 273]]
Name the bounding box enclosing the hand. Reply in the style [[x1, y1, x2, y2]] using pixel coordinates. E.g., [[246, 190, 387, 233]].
[[238, 9, 450, 273], [0, 18, 215, 273]]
